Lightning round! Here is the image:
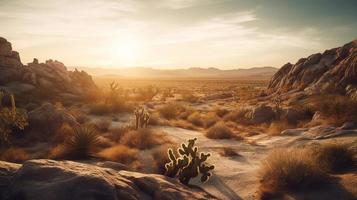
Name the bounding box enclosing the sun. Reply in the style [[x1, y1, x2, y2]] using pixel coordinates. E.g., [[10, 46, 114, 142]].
[[110, 36, 142, 66]]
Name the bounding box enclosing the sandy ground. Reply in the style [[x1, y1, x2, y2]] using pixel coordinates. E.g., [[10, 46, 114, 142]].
[[89, 114, 357, 200]]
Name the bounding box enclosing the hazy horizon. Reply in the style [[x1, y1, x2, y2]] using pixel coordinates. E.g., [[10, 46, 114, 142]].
[[1, 0, 357, 69]]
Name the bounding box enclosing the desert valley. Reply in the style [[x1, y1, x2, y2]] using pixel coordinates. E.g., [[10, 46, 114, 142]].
[[1, 1, 357, 200]]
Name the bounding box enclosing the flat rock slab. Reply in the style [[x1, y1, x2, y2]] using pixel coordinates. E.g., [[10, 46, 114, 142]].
[[0, 159, 217, 200]]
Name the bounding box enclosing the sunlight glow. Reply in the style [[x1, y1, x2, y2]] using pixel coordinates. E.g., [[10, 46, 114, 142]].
[[110, 36, 143, 66]]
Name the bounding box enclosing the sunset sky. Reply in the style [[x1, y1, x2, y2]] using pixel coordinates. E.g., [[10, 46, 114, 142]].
[[1, 0, 357, 69]]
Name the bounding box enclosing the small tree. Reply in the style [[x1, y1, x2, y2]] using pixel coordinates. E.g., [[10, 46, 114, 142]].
[[0, 92, 28, 146], [165, 138, 215, 185]]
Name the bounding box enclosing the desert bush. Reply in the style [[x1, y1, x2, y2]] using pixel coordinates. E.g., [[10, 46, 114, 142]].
[[181, 92, 199, 103], [0, 147, 29, 163], [95, 118, 111, 132], [120, 128, 169, 150], [219, 147, 240, 157], [165, 138, 214, 185], [98, 144, 138, 164], [215, 108, 229, 118], [63, 126, 99, 159], [205, 122, 240, 140], [187, 112, 204, 127], [267, 120, 295, 136], [53, 123, 75, 143], [223, 108, 250, 124], [158, 103, 186, 119], [151, 144, 176, 174], [259, 148, 328, 199], [88, 103, 110, 115], [107, 125, 134, 142], [204, 112, 220, 128], [313, 142, 356, 172]]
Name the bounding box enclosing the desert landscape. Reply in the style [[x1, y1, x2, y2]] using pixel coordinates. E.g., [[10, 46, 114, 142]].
[[1, 1, 357, 200]]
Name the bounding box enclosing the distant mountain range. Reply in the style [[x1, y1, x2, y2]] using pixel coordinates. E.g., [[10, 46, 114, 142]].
[[73, 66, 278, 79]]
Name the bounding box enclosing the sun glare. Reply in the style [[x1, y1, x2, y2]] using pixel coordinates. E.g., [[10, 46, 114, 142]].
[[110, 36, 142, 66]]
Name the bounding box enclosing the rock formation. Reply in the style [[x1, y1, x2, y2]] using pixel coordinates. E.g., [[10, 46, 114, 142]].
[[0, 159, 217, 200], [0, 37, 98, 104], [268, 39, 357, 96]]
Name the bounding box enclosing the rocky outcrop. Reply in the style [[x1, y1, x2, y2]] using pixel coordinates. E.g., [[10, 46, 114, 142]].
[[0, 37, 98, 103], [0, 159, 217, 200], [268, 39, 357, 95], [28, 103, 79, 134]]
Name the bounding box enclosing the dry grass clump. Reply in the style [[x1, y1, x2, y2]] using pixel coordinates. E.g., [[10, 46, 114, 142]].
[[181, 92, 199, 103], [62, 126, 100, 159], [205, 122, 240, 140], [106, 125, 134, 142], [151, 144, 177, 174], [313, 142, 356, 173], [53, 123, 75, 143], [223, 108, 250, 124], [219, 147, 240, 157], [259, 148, 329, 199], [267, 120, 295, 136], [88, 101, 132, 116], [204, 112, 221, 128], [0, 147, 29, 163], [215, 108, 229, 118], [120, 128, 169, 150], [98, 144, 138, 164], [95, 118, 112, 132], [187, 112, 204, 127], [158, 103, 186, 119]]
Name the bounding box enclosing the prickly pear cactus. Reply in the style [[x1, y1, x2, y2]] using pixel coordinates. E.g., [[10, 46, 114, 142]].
[[165, 138, 215, 185]]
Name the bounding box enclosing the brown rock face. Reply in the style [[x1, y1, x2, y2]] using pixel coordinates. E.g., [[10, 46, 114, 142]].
[[268, 39, 357, 94], [0, 159, 217, 200], [0, 37, 98, 103]]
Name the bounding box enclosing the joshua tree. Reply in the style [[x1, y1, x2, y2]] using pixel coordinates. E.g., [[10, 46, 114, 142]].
[[165, 138, 215, 185], [134, 107, 150, 129]]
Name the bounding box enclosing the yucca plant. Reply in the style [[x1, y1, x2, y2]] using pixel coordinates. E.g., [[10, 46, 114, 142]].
[[64, 125, 99, 159]]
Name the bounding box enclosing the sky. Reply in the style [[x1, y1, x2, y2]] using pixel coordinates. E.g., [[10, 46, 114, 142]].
[[1, 0, 357, 69]]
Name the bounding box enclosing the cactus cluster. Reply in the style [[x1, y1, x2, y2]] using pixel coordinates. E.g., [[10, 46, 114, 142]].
[[165, 138, 215, 185], [134, 107, 150, 129]]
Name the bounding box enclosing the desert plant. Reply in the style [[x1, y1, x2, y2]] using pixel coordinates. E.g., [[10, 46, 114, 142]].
[[259, 148, 328, 199], [0, 147, 29, 163], [158, 103, 186, 119], [165, 138, 215, 185], [63, 125, 99, 159], [98, 144, 138, 164], [312, 142, 356, 172], [187, 112, 204, 127], [134, 107, 150, 129], [137, 86, 159, 101], [205, 122, 239, 139], [120, 128, 168, 150], [0, 92, 28, 146]]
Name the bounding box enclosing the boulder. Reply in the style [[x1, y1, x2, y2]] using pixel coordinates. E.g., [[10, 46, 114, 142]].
[[28, 103, 79, 134], [1, 159, 217, 200], [246, 105, 275, 124], [0, 37, 12, 56]]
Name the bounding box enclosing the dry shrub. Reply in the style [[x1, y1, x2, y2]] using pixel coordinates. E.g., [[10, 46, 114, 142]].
[[219, 147, 240, 157], [98, 144, 138, 164], [48, 145, 66, 159], [120, 128, 169, 150], [151, 144, 177, 174], [148, 113, 162, 125], [215, 108, 229, 118], [187, 112, 204, 127], [88, 103, 110, 115], [0, 147, 29, 163], [205, 122, 240, 140], [107, 125, 134, 142], [204, 112, 221, 128], [95, 118, 112, 132], [311, 95, 357, 125], [259, 148, 328, 199], [313, 142, 356, 172], [53, 123, 75, 143], [158, 103, 186, 119], [267, 120, 295, 136], [181, 92, 199, 103], [224, 108, 250, 124], [96, 136, 114, 149]]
